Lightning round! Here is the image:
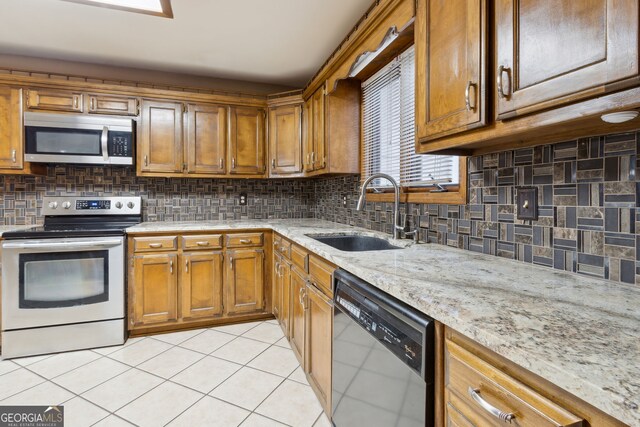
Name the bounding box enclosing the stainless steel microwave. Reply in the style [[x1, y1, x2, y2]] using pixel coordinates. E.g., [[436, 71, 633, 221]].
[[24, 112, 134, 166]]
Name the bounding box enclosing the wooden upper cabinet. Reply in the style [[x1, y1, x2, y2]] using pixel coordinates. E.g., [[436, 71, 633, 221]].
[[139, 99, 184, 174], [225, 248, 265, 314], [186, 103, 227, 175], [132, 253, 178, 326], [0, 87, 24, 170], [305, 283, 333, 414], [181, 251, 224, 320], [229, 106, 266, 175], [310, 86, 326, 171], [416, 0, 487, 142], [269, 104, 303, 175], [25, 88, 83, 113], [88, 94, 138, 116], [495, 0, 639, 119]]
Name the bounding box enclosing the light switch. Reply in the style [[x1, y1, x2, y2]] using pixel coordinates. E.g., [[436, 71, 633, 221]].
[[517, 187, 538, 220]]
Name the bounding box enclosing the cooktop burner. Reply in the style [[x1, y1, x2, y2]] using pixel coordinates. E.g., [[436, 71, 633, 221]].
[[2, 196, 142, 240]]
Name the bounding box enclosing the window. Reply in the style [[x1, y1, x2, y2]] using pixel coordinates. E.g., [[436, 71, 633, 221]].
[[62, 0, 173, 18], [362, 45, 465, 203]]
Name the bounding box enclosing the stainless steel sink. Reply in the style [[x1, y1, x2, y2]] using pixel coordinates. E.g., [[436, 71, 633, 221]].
[[308, 234, 402, 251]]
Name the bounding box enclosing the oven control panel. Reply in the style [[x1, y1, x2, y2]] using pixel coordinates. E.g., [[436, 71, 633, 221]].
[[76, 200, 111, 210], [43, 196, 141, 216]]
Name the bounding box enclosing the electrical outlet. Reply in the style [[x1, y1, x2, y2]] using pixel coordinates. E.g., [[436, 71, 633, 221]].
[[342, 195, 348, 207], [239, 192, 247, 206], [516, 187, 538, 220]]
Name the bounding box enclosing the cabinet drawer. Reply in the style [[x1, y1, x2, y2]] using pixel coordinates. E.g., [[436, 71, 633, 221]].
[[182, 234, 223, 250], [26, 89, 83, 112], [445, 339, 584, 427], [276, 238, 291, 258], [226, 233, 263, 248], [308, 255, 334, 296], [88, 94, 138, 116], [291, 244, 308, 272], [133, 236, 178, 252]]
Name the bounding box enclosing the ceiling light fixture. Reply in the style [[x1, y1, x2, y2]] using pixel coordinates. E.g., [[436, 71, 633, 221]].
[[61, 0, 173, 18], [600, 111, 639, 124]]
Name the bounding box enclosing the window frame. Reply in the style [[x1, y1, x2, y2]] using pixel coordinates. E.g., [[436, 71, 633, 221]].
[[359, 46, 468, 205]]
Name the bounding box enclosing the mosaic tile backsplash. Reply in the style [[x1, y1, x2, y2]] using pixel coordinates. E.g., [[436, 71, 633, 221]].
[[0, 166, 314, 224], [312, 130, 640, 285]]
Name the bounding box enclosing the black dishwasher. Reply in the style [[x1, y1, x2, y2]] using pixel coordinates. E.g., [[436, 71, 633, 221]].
[[332, 269, 434, 427]]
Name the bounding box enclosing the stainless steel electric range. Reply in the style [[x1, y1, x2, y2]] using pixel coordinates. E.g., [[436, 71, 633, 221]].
[[1, 196, 142, 359]]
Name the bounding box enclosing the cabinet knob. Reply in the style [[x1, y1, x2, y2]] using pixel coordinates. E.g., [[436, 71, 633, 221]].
[[115, 202, 123, 209]]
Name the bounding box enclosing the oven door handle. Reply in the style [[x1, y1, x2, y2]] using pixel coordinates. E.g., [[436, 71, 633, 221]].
[[2, 240, 122, 250]]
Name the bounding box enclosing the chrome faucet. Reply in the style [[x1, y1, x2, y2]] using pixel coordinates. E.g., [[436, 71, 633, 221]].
[[356, 173, 404, 239]]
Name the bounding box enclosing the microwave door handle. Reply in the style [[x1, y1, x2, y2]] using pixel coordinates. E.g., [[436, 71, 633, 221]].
[[101, 126, 109, 162], [2, 240, 122, 250]]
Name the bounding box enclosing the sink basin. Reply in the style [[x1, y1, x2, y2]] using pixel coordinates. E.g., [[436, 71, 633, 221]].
[[308, 234, 402, 252]]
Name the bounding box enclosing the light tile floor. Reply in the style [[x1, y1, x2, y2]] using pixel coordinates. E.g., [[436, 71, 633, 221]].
[[0, 320, 331, 427]]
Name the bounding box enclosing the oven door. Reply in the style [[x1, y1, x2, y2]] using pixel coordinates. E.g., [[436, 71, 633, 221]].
[[1, 237, 125, 330]]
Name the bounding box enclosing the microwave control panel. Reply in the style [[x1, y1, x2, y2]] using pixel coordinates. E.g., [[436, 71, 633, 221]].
[[109, 132, 133, 157]]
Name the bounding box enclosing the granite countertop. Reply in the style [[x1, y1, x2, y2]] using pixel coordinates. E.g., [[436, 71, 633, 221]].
[[128, 219, 639, 425]]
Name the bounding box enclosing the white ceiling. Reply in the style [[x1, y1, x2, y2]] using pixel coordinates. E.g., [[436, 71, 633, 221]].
[[0, 0, 374, 87]]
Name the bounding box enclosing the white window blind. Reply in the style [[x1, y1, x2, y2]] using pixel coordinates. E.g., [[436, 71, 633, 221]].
[[362, 45, 459, 189]]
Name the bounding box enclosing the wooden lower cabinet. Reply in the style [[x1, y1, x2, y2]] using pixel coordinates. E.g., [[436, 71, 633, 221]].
[[289, 265, 307, 364], [132, 253, 178, 327], [181, 251, 224, 320], [225, 248, 265, 315], [305, 283, 333, 414]]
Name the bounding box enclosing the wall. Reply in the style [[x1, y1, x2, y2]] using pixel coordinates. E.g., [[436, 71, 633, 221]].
[[313, 130, 640, 286], [0, 166, 314, 224]]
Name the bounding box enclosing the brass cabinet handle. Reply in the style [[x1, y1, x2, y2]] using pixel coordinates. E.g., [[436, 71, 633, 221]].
[[149, 243, 163, 248], [169, 260, 173, 274], [232, 157, 236, 169], [468, 387, 515, 423], [219, 158, 224, 169], [196, 241, 210, 246], [275, 261, 281, 277], [144, 155, 149, 167], [497, 66, 511, 99], [272, 158, 276, 169], [465, 81, 476, 111], [11, 149, 16, 164], [240, 239, 252, 244], [185, 259, 189, 273], [311, 151, 315, 165], [299, 287, 305, 306], [229, 256, 233, 269]]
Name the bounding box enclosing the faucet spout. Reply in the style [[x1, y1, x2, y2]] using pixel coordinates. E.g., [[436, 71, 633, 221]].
[[357, 173, 403, 239]]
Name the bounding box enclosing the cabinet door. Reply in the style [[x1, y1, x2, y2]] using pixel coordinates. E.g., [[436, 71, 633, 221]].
[[273, 252, 282, 318], [139, 99, 184, 173], [280, 260, 292, 338], [229, 107, 266, 175], [225, 248, 265, 314], [132, 253, 178, 326], [495, 0, 639, 119], [416, 0, 487, 141], [0, 87, 23, 170], [25, 88, 83, 112], [269, 104, 302, 175], [186, 103, 227, 175], [181, 251, 224, 320], [311, 86, 326, 171], [88, 94, 138, 116], [305, 284, 333, 414], [290, 266, 307, 366], [303, 97, 314, 172]]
